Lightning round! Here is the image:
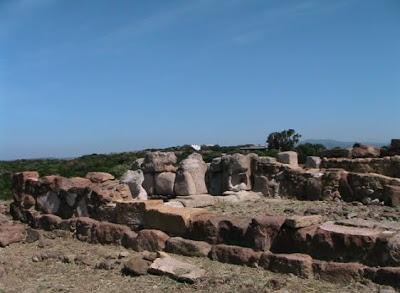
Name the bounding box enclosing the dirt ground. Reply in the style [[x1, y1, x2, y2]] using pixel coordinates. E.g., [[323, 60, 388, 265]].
[[0, 229, 391, 293], [207, 197, 400, 224]]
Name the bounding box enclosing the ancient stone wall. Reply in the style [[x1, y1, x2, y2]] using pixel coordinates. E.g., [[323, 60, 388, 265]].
[[321, 156, 400, 178]]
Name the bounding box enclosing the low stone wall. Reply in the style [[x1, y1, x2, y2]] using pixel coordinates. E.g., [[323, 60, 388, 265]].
[[321, 156, 400, 178]]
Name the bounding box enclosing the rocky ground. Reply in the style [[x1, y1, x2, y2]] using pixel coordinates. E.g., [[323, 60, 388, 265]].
[[0, 228, 387, 293], [0, 200, 398, 293], [208, 197, 400, 224]]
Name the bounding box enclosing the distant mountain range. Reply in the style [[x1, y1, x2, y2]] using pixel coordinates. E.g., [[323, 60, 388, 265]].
[[302, 139, 388, 149]]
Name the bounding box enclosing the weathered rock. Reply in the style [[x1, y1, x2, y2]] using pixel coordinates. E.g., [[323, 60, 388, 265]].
[[115, 200, 163, 230], [209, 244, 261, 267], [217, 216, 251, 246], [165, 237, 211, 257], [253, 175, 270, 196], [284, 215, 322, 229], [277, 151, 298, 167], [149, 253, 206, 283], [132, 158, 144, 170], [320, 148, 352, 158], [174, 153, 208, 196], [243, 215, 286, 251], [38, 214, 62, 231], [144, 205, 206, 236], [260, 252, 313, 278], [163, 201, 185, 208], [384, 185, 400, 207], [273, 224, 318, 254], [36, 192, 61, 214], [134, 229, 169, 252], [364, 266, 400, 288], [0, 223, 25, 247], [305, 156, 321, 169], [120, 170, 148, 200], [188, 213, 223, 243], [351, 144, 381, 158], [25, 228, 42, 243], [90, 179, 132, 203], [222, 153, 254, 192], [174, 171, 196, 196], [123, 255, 152, 275], [85, 172, 115, 183], [142, 152, 177, 173], [311, 221, 386, 264], [12, 171, 39, 202], [92, 221, 135, 245], [143, 173, 155, 196], [312, 260, 365, 283], [154, 172, 176, 196], [173, 194, 217, 208]]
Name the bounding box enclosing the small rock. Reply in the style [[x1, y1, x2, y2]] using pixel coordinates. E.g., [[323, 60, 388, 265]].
[[346, 212, 358, 219], [265, 278, 284, 290], [148, 253, 206, 283], [118, 251, 130, 259], [25, 228, 42, 243], [123, 255, 152, 276], [370, 198, 380, 205], [62, 254, 76, 264], [32, 255, 40, 262], [362, 197, 372, 205]]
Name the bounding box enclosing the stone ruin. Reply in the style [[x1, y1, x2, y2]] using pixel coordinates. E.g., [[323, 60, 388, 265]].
[[4, 139, 400, 287]]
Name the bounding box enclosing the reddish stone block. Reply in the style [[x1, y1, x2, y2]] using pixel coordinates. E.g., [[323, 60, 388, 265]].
[[260, 252, 313, 278], [243, 215, 286, 251], [209, 244, 261, 267]]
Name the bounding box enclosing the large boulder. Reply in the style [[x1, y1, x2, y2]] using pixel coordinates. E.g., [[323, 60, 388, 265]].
[[120, 170, 148, 200], [207, 153, 256, 195], [142, 152, 177, 173], [144, 205, 206, 236], [154, 172, 176, 196], [277, 151, 298, 167], [85, 172, 115, 183], [259, 252, 313, 278], [351, 144, 381, 158], [243, 215, 286, 251], [305, 156, 321, 169], [174, 153, 208, 196], [12, 171, 39, 202]]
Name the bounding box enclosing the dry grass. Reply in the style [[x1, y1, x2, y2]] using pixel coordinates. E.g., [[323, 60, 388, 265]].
[[0, 233, 384, 293], [207, 197, 400, 224]]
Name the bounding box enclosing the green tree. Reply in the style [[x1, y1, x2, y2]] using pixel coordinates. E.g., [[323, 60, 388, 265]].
[[266, 129, 302, 151]]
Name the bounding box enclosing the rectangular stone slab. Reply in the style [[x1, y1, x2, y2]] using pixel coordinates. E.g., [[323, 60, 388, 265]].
[[144, 205, 207, 236]]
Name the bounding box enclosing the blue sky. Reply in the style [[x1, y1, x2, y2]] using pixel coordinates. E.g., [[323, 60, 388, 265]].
[[0, 0, 399, 160]]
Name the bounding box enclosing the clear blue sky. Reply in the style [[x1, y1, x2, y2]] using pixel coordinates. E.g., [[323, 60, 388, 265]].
[[0, 0, 399, 160]]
